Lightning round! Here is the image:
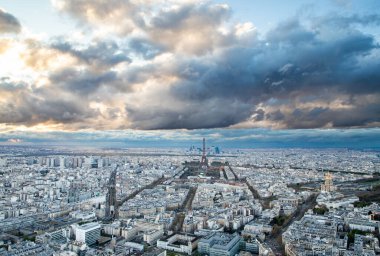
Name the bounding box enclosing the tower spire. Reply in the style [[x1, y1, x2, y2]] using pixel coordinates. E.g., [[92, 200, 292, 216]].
[[200, 138, 208, 168]]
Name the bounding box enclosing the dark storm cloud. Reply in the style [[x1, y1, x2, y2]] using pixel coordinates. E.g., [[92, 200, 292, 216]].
[[50, 68, 118, 95], [0, 86, 97, 125], [0, 9, 21, 33], [266, 110, 285, 122], [122, 12, 380, 130], [126, 99, 253, 130], [251, 109, 265, 122], [264, 103, 380, 129], [145, 14, 380, 129], [2, 0, 380, 131]]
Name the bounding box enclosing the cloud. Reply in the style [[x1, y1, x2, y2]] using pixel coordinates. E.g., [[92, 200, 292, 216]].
[[128, 37, 164, 59], [147, 2, 233, 55], [19, 40, 77, 71], [0, 38, 12, 53], [49, 68, 118, 96], [0, 1, 380, 131], [51, 40, 131, 67], [126, 97, 253, 130], [155, 14, 380, 129], [7, 138, 22, 143], [0, 88, 95, 125], [0, 9, 21, 33], [51, 0, 142, 35], [52, 0, 254, 55]]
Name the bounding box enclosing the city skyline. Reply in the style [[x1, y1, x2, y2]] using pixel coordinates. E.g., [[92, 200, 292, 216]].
[[0, 0, 380, 148], [1, 2, 380, 254]]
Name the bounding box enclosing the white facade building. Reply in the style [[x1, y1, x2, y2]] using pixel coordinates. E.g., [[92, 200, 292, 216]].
[[75, 222, 101, 245]]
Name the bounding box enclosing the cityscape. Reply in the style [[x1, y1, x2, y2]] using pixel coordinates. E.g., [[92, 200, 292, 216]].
[[0, 140, 379, 255], [1, 0, 380, 255]]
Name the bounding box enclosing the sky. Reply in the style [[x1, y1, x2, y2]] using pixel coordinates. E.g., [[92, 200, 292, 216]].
[[0, 0, 379, 148]]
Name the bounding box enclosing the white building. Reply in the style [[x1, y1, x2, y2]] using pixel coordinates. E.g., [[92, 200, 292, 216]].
[[75, 222, 101, 245], [0, 158, 6, 166], [60, 157, 66, 169], [157, 234, 198, 255], [144, 229, 164, 244]]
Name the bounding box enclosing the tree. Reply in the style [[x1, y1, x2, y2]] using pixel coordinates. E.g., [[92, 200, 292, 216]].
[[313, 205, 328, 215]]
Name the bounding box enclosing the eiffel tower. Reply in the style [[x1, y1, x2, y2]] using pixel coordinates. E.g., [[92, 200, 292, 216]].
[[200, 138, 208, 169]]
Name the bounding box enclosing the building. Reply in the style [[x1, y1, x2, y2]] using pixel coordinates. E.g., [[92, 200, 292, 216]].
[[321, 172, 336, 192], [242, 221, 273, 236], [2, 241, 54, 255], [73, 157, 82, 168], [244, 238, 260, 254], [198, 232, 242, 256], [144, 229, 164, 245], [0, 158, 7, 167], [283, 213, 338, 255], [59, 157, 66, 169], [157, 233, 199, 255], [75, 222, 101, 246], [103, 219, 164, 244], [143, 248, 167, 256]]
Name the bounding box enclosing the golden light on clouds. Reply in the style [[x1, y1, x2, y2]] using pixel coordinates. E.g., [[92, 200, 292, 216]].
[[0, 0, 379, 134]]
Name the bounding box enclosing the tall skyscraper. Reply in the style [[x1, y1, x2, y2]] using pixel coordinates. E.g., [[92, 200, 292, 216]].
[[59, 157, 65, 169]]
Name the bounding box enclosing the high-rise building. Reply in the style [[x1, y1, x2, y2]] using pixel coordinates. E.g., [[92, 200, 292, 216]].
[[83, 157, 92, 168], [60, 157, 66, 169], [73, 157, 82, 168], [48, 157, 55, 167], [99, 157, 110, 167]]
